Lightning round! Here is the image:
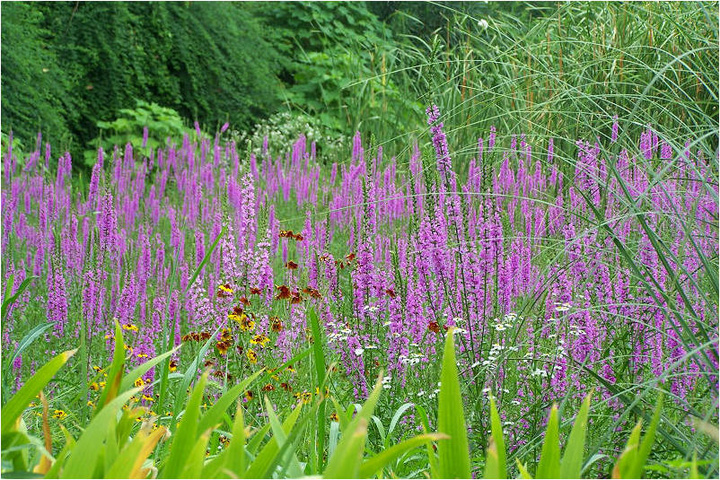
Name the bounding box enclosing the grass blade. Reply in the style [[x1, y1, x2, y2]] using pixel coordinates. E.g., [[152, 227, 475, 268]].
[[437, 329, 472, 479], [560, 392, 592, 478], [60, 387, 142, 478], [485, 395, 506, 479], [120, 345, 181, 392], [536, 405, 560, 479], [162, 370, 209, 478], [264, 396, 304, 478], [324, 375, 384, 479], [359, 433, 449, 478], [1, 349, 77, 434]]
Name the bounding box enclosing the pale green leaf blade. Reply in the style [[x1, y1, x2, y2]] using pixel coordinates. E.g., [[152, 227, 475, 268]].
[[437, 329, 472, 479]]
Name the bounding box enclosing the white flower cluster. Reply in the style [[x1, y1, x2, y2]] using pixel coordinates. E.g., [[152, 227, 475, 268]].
[[493, 312, 518, 332], [326, 324, 352, 344], [555, 302, 572, 312], [363, 305, 380, 314], [382, 375, 392, 389], [232, 111, 348, 161], [399, 352, 424, 366]]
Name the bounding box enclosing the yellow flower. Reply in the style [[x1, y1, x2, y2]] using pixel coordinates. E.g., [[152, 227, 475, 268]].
[[142, 395, 155, 402], [137, 353, 148, 358], [232, 313, 256, 332], [87, 400, 95, 407], [246, 348, 258, 364], [89, 382, 100, 391], [250, 334, 270, 347], [219, 284, 234, 294], [134, 378, 145, 387], [52, 410, 67, 420], [122, 324, 139, 332]]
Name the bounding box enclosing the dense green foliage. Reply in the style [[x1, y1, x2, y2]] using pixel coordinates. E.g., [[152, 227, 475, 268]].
[[2, 2, 717, 165], [2, 2, 280, 155]]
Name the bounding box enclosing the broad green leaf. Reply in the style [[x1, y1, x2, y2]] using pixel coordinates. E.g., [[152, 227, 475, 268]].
[[162, 371, 209, 478], [516, 459, 533, 479], [96, 320, 125, 412], [324, 375, 384, 479], [105, 424, 167, 478], [120, 345, 181, 392], [309, 307, 327, 472], [171, 328, 220, 425], [264, 397, 304, 478], [415, 404, 439, 479], [635, 395, 664, 474], [536, 405, 560, 479], [1, 276, 37, 321], [181, 428, 213, 479], [359, 433, 449, 478], [60, 387, 142, 479], [689, 452, 700, 479], [612, 421, 643, 479], [2, 349, 77, 435], [224, 404, 248, 477], [437, 329, 472, 479], [6, 322, 53, 369], [243, 402, 304, 479], [197, 369, 263, 435], [485, 395, 506, 479], [560, 392, 592, 478]]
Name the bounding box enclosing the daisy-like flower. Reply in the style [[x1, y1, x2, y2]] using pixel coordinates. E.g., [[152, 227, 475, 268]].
[[555, 302, 572, 312], [246, 348, 258, 364], [217, 284, 234, 298], [232, 313, 255, 332], [122, 324, 139, 332], [216, 341, 229, 355], [52, 409, 67, 420], [250, 334, 270, 347]]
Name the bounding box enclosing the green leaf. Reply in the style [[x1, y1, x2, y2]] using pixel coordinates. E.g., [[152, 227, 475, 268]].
[[242, 402, 304, 479], [186, 226, 225, 293], [359, 433, 449, 478], [162, 371, 209, 478], [1, 276, 38, 321], [516, 459, 534, 479], [6, 322, 52, 370], [536, 405, 560, 479], [308, 307, 327, 472], [485, 395, 506, 479], [560, 392, 592, 478], [324, 375, 384, 478], [197, 369, 263, 435], [181, 428, 213, 479], [95, 320, 125, 412], [613, 422, 643, 478], [1, 349, 76, 435], [437, 329, 472, 479], [224, 404, 248, 477], [120, 345, 181, 392], [60, 387, 142, 478], [264, 396, 303, 478]]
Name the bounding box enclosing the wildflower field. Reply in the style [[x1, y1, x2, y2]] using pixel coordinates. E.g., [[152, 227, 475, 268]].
[[1, 2, 718, 479]]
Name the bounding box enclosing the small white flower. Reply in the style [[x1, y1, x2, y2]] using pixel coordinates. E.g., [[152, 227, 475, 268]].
[[354, 348, 364, 356], [555, 303, 572, 312], [494, 324, 507, 332], [478, 19, 489, 29]]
